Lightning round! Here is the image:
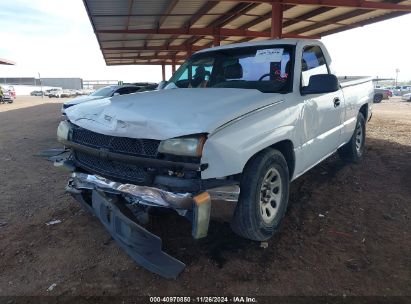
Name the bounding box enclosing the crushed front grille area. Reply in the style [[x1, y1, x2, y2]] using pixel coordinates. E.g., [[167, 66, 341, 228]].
[[71, 126, 160, 158], [75, 151, 147, 184], [71, 125, 161, 184]]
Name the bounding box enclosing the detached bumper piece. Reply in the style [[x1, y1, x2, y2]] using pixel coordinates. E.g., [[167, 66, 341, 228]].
[[65, 172, 234, 278], [85, 190, 185, 279]]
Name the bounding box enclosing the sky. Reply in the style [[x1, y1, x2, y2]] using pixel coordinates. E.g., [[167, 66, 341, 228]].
[[0, 0, 411, 83]]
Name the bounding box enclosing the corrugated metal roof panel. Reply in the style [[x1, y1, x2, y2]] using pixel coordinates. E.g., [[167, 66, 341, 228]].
[[83, 0, 411, 65], [284, 5, 318, 18]]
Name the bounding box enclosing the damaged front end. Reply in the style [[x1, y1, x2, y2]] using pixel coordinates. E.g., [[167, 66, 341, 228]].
[[56, 121, 239, 278]]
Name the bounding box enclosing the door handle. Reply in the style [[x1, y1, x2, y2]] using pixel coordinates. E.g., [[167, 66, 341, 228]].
[[333, 97, 341, 108]]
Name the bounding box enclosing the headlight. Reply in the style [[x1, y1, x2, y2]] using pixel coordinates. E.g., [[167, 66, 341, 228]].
[[57, 120, 71, 142], [158, 135, 207, 157]]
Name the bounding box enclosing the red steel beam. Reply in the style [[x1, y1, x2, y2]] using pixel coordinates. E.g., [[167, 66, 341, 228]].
[[146, 0, 180, 44], [185, 3, 259, 47], [106, 55, 186, 61], [234, 5, 292, 31], [288, 9, 377, 35], [102, 45, 205, 52], [172, 56, 177, 73], [320, 10, 409, 37], [107, 61, 184, 66], [213, 34, 221, 46], [283, 6, 333, 28], [162, 1, 219, 51], [91, 13, 263, 18], [161, 64, 166, 81], [208, 0, 411, 11], [271, 2, 283, 38], [98, 27, 273, 37]]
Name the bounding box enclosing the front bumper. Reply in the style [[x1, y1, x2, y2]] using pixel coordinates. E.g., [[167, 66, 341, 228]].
[[67, 172, 239, 209], [68, 172, 193, 210], [74, 189, 186, 278], [66, 171, 239, 278]]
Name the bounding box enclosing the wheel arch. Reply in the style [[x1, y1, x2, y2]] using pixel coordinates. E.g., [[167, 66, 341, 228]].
[[270, 140, 295, 180], [359, 103, 368, 120], [243, 139, 295, 180]]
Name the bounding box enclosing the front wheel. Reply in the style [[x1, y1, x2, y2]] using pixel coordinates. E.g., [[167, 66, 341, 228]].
[[231, 149, 289, 241], [338, 113, 365, 163]]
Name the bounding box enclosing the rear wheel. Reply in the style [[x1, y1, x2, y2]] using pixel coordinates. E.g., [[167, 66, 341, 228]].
[[373, 94, 383, 103], [338, 113, 365, 163], [231, 149, 289, 241]]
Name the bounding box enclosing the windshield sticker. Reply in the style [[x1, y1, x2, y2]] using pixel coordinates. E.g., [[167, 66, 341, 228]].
[[254, 48, 284, 63]]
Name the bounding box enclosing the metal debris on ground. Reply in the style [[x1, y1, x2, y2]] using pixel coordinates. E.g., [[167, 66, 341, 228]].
[[319, 214, 325, 218], [260, 242, 269, 249], [46, 283, 57, 292], [34, 148, 67, 158], [46, 219, 62, 226]]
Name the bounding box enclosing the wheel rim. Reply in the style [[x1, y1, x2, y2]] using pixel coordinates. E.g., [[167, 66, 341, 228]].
[[355, 122, 363, 154], [259, 168, 282, 224]]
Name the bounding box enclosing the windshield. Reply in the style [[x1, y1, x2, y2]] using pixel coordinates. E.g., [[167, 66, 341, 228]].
[[90, 86, 115, 97], [168, 45, 294, 93]]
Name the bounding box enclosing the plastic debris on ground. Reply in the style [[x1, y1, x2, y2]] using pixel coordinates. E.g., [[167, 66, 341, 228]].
[[260, 242, 269, 249], [47, 283, 57, 292], [46, 219, 62, 226]]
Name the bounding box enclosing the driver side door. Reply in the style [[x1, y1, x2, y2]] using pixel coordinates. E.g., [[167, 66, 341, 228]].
[[299, 45, 344, 169]]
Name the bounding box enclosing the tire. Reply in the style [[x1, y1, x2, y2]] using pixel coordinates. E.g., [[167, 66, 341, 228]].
[[373, 94, 383, 103], [231, 148, 289, 241], [338, 113, 365, 163]]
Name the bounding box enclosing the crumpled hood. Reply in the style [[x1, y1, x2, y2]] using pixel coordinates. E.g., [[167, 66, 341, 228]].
[[65, 88, 281, 140], [64, 95, 104, 106]]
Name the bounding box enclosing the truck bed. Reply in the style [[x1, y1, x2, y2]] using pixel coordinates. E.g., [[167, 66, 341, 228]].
[[338, 76, 373, 88]]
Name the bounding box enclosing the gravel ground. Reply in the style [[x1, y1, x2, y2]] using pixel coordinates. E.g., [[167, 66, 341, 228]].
[[0, 96, 410, 296]]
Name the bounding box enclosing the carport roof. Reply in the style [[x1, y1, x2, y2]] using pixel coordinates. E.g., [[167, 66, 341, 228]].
[[83, 0, 411, 66]]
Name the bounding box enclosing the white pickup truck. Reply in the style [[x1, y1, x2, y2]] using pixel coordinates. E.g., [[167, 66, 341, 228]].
[[57, 39, 373, 278]]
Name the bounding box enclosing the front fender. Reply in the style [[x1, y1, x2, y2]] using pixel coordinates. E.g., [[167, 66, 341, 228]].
[[201, 102, 297, 179]]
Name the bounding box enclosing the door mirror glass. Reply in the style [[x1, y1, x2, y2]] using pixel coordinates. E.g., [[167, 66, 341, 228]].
[[301, 74, 339, 95]]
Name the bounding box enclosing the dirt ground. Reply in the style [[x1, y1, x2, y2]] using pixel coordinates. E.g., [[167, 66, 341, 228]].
[[0, 96, 410, 297]]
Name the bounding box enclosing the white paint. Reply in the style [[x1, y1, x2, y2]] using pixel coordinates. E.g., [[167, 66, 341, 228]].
[[65, 39, 373, 181]]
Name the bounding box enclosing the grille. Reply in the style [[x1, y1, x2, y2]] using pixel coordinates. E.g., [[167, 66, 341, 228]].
[[71, 125, 160, 184], [75, 151, 146, 184], [71, 126, 160, 157]]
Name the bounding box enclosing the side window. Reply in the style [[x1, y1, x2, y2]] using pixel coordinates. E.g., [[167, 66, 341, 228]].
[[301, 45, 329, 87], [115, 87, 131, 95], [175, 60, 214, 88], [127, 87, 140, 94]]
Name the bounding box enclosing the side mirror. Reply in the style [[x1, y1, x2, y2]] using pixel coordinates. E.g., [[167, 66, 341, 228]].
[[301, 74, 340, 95], [113, 92, 120, 96], [157, 81, 168, 90]]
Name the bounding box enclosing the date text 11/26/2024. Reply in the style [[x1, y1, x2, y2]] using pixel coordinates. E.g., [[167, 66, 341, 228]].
[[149, 296, 257, 303]]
